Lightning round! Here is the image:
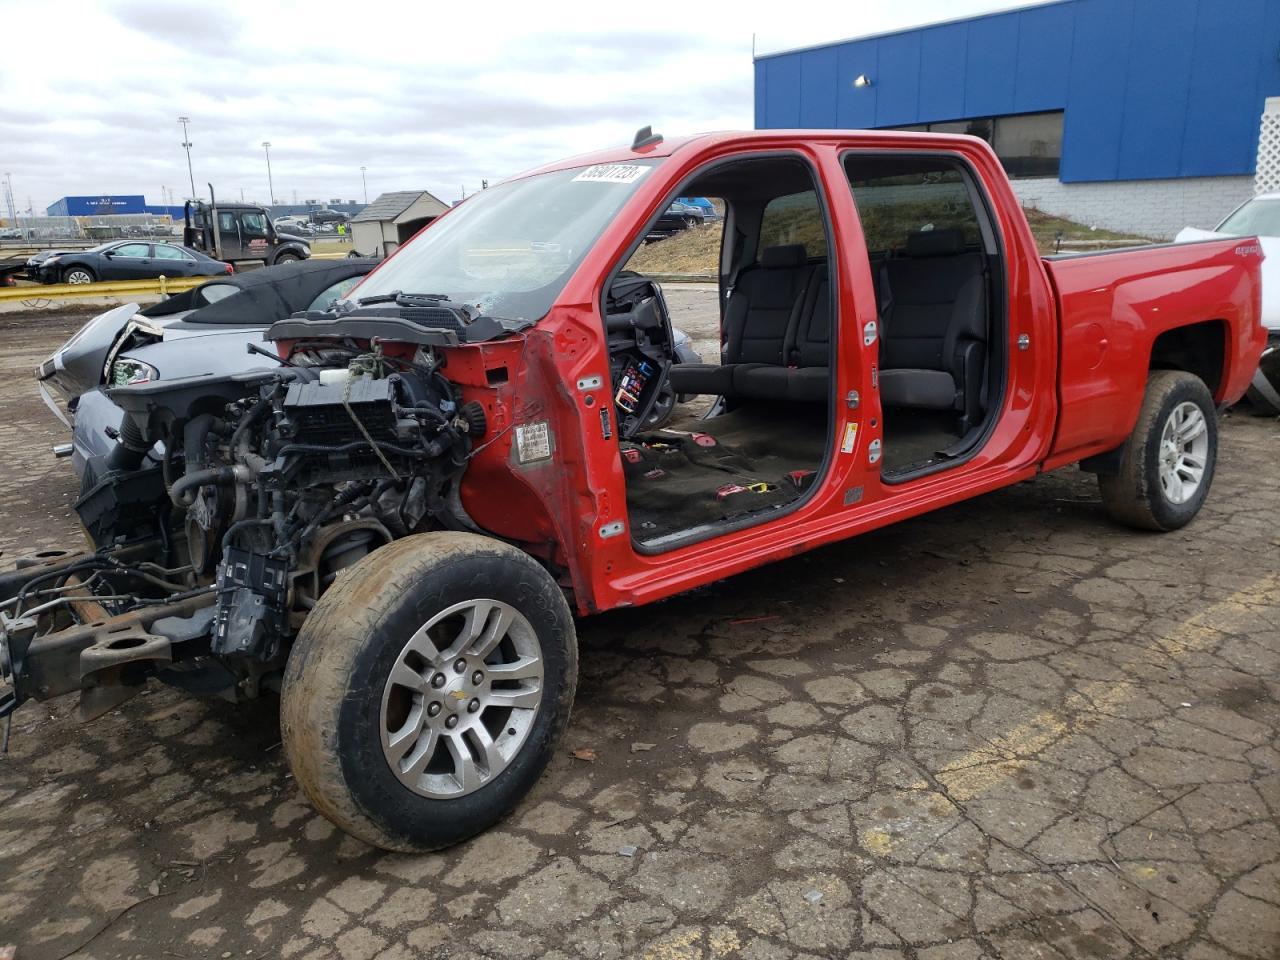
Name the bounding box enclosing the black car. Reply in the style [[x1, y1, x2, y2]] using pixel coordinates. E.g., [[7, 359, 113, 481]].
[[646, 200, 706, 241], [310, 208, 348, 225], [27, 240, 232, 285]]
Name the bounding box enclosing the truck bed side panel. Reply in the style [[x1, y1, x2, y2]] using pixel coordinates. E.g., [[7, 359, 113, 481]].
[[1043, 238, 1264, 466]]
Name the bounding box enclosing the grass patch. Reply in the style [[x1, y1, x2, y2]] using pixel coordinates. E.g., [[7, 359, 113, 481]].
[[625, 223, 723, 277], [626, 207, 1151, 275], [1022, 208, 1150, 254], [310, 238, 355, 256]]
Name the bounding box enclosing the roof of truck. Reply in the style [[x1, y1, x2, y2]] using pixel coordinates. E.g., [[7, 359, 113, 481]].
[[506, 129, 998, 185]]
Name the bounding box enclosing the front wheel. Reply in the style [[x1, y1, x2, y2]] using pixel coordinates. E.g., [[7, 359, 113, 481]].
[[274, 252, 302, 264], [280, 532, 577, 852], [63, 267, 95, 284], [1098, 371, 1217, 531]]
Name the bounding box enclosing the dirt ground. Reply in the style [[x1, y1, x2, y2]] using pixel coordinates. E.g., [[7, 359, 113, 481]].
[[1, 301, 1278, 960]]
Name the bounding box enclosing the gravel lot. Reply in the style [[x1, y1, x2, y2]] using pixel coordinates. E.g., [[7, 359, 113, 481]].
[[1, 302, 1278, 959]]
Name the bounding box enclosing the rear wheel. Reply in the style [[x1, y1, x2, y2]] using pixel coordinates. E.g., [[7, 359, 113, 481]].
[[280, 532, 577, 852], [1099, 371, 1217, 531], [63, 267, 95, 284]]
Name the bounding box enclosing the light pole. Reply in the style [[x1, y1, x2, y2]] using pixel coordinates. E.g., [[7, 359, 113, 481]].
[[360, 166, 368, 204], [177, 116, 195, 199], [2, 173, 15, 224], [262, 142, 275, 206]]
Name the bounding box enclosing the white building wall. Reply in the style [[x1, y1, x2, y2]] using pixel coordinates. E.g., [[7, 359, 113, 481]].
[[1257, 97, 1280, 194], [1009, 175, 1254, 241]]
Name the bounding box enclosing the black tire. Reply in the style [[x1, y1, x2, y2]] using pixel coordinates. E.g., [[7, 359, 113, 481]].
[[280, 532, 576, 852], [345, 250, 362, 259], [62, 266, 95, 285], [274, 252, 302, 264], [1244, 383, 1280, 417], [1098, 371, 1218, 531]]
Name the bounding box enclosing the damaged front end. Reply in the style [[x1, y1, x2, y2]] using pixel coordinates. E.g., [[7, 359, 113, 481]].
[[3, 318, 492, 725]]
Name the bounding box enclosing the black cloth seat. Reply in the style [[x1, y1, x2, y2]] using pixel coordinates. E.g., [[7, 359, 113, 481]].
[[670, 247, 832, 404], [669, 244, 811, 398], [731, 263, 832, 403], [877, 229, 987, 428]]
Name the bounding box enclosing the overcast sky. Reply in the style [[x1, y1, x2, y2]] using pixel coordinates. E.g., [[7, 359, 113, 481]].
[[1, 0, 1047, 213]]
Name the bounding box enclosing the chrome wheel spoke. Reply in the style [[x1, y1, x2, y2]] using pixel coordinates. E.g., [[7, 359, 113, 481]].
[[445, 733, 483, 792], [403, 623, 442, 662], [487, 656, 541, 682], [469, 602, 516, 659], [487, 685, 542, 710], [400, 728, 439, 780], [388, 659, 429, 693], [385, 705, 426, 765], [1176, 408, 1205, 443], [467, 724, 504, 777]]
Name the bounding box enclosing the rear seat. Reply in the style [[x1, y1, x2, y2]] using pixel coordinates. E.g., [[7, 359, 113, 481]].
[[669, 245, 831, 404], [878, 229, 987, 428]]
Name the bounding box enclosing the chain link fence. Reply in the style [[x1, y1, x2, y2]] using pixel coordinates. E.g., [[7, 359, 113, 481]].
[[0, 213, 179, 244]]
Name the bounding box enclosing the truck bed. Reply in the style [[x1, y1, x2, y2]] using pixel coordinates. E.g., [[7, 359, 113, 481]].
[[1042, 236, 1266, 467]]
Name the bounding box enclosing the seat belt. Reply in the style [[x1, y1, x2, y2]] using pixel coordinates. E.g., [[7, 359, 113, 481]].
[[786, 272, 813, 366], [876, 260, 894, 343]]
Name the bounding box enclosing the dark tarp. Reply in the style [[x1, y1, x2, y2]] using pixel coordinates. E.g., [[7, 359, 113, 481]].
[[141, 258, 378, 325]]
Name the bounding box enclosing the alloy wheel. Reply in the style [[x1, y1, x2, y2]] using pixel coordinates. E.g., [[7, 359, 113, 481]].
[[379, 598, 544, 798], [1157, 400, 1208, 504]]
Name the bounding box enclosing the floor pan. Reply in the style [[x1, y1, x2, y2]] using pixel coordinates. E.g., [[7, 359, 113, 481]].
[[623, 403, 828, 546]]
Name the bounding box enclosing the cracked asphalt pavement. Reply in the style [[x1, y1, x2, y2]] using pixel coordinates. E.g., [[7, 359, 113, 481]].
[[1, 303, 1278, 959]]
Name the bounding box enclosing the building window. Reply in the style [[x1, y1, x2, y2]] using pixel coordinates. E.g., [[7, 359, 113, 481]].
[[894, 111, 1063, 179]]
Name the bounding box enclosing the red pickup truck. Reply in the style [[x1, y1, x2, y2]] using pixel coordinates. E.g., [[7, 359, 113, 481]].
[[1, 129, 1265, 853]]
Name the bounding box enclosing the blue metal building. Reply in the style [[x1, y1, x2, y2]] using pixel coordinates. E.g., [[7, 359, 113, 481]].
[[46, 195, 148, 217], [754, 0, 1280, 186], [45, 196, 265, 220]]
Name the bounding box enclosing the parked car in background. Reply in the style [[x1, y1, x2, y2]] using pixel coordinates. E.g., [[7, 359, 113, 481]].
[[274, 216, 311, 234], [37, 258, 380, 475], [25, 240, 233, 285], [1176, 193, 1280, 413], [677, 196, 719, 220], [647, 200, 705, 240], [310, 208, 348, 225]]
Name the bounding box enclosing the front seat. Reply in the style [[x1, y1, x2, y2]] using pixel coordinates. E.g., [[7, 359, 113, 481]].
[[668, 244, 813, 398], [878, 229, 988, 431]]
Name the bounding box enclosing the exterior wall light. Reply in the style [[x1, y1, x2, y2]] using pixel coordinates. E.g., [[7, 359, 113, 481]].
[[853, 75, 873, 88]]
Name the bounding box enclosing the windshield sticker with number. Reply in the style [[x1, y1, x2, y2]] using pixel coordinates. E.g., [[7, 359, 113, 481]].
[[572, 164, 650, 185]]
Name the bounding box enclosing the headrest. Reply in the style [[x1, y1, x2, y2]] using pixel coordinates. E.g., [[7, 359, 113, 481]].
[[760, 244, 807, 269], [904, 228, 965, 258]]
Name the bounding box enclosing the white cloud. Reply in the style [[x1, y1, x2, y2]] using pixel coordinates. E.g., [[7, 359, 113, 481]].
[[0, 0, 1045, 212]]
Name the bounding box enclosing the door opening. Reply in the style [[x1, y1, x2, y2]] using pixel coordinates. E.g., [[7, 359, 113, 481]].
[[602, 155, 838, 550], [843, 154, 1006, 480]]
